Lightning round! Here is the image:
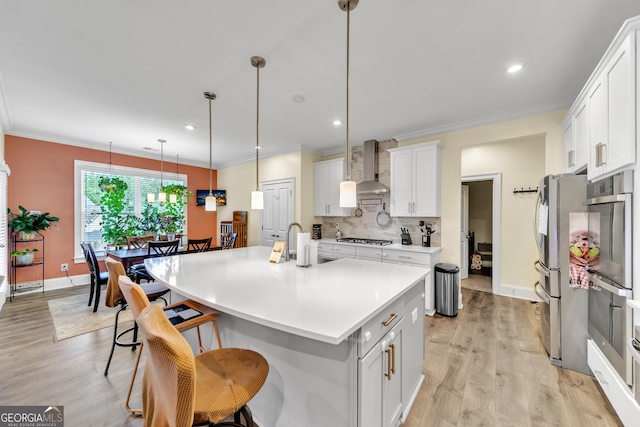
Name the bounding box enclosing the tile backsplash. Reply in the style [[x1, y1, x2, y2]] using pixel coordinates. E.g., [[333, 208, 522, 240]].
[[319, 138, 441, 247]]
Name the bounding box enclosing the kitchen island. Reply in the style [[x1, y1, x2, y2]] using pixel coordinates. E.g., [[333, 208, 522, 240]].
[[144, 245, 427, 427]]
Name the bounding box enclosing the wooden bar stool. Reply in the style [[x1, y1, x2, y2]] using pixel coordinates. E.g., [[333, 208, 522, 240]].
[[117, 275, 223, 415], [135, 302, 268, 426]]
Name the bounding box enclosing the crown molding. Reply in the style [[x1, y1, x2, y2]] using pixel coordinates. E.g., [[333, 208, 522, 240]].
[[393, 99, 573, 143]]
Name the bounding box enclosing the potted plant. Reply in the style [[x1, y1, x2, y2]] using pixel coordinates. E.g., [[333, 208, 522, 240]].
[[11, 248, 39, 266], [99, 176, 129, 246], [7, 206, 60, 240]]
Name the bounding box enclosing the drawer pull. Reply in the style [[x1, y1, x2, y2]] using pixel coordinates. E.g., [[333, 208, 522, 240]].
[[594, 369, 608, 387], [399, 255, 411, 259], [382, 313, 398, 327]]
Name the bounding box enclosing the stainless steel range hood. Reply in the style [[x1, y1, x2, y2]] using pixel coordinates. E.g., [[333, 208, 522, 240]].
[[357, 140, 390, 195]]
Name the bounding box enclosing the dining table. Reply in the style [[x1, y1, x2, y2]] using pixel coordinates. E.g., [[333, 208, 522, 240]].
[[106, 243, 222, 270]]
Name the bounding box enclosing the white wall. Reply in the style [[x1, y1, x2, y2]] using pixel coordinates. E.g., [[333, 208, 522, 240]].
[[400, 109, 565, 298], [462, 135, 546, 290], [217, 150, 320, 247]]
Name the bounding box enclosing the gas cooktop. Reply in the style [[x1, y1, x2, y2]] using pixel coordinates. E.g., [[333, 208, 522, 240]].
[[336, 237, 393, 246]]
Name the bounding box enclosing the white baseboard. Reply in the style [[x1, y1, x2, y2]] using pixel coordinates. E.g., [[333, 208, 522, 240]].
[[499, 283, 540, 302], [4, 274, 90, 298]]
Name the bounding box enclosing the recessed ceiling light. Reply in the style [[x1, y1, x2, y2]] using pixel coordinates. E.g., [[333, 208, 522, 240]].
[[292, 95, 305, 103], [506, 62, 525, 73], [184, 124, 196, 130], [333, 120, 342, 126]]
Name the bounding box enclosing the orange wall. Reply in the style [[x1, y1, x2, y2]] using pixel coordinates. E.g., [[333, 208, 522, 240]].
[[6, 135, 217, 281]]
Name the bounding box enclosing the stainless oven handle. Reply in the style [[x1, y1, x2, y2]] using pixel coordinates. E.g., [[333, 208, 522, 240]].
[[586, 194, 630, 205], [534, 260, 550, 277], [588, 273, 632, 298], [534, 281, 550, 304]]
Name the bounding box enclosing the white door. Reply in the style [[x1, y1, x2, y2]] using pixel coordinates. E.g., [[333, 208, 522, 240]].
[[460, 184, 469, 280], [261, 179, 294, 247]]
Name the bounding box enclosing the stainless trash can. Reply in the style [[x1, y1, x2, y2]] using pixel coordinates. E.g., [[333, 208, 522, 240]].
[[435, 263, 459, 317]]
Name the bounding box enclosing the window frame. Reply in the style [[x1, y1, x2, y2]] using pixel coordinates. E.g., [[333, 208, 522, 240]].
[[73, 160, 188, 263]]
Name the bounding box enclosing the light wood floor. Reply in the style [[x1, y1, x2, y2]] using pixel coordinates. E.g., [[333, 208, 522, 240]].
[[0, 286, 621, 426], [461, 273, 492, 293]]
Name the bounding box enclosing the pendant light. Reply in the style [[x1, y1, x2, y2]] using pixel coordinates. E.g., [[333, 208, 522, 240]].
[[169, 154, 180, 204], [204, 92, 217, 211], [147, 139, 167, 204], [250, 56, 266, 210], [338, 0, 358, 208]]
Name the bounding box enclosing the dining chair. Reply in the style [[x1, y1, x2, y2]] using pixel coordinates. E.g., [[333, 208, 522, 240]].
[[222, 233, 237, 250], [114, 274, 223, 415], [134, 239, 180, 283], [103, 257, 170, 379], [126, 235, 155, 249], [135, 302, 268, 427], [81, 242, 109, 312], [126, 235, 155, 278], [187, 237, 212, 252]]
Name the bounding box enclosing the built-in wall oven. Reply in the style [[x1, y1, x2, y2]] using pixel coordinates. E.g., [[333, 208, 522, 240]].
[[586, 170, 633, 385]]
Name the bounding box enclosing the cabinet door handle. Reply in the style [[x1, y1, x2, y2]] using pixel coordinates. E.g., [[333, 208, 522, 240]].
[[382, 312, 398, 327], [408, 202, 411, 213], [390, 343, 396, 375], [601, 143, 606, 165], [385, 346, 392, 380], [413, 202, 415, 213], [568, 150, 575, 168]]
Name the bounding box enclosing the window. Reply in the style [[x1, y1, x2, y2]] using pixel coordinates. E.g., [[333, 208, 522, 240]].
[[74, 160, 187, 261]]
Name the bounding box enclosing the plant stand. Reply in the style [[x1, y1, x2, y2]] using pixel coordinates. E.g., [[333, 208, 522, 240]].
[[9, 232, 45, 301]]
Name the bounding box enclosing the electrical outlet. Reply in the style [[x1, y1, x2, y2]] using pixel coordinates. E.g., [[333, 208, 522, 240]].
[[61, 263, 68, 272], [411, 308, 418, 324]]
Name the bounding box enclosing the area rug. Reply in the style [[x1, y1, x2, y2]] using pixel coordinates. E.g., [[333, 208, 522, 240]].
[[48, 293, 133, 341]]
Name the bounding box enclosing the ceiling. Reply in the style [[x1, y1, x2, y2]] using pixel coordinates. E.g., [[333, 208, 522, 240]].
[[2, 1, 640, 169]]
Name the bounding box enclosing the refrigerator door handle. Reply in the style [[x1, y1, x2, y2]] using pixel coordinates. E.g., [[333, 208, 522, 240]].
[[534, 260, 550, 277], [533, 186, 543, 252], [534, 281, 550, 304]]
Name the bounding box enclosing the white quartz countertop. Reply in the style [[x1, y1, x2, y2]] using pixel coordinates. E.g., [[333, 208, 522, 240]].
[[144, 246, 427, 345], [318, 238, 442, 254]]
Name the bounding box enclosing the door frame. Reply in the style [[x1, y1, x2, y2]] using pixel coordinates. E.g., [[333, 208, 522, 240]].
[[461, 173, 501, 295], [260, 177, 295, 247]]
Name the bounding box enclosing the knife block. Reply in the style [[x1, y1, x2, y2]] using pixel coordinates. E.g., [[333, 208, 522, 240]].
[[401, 232, 412, 245]]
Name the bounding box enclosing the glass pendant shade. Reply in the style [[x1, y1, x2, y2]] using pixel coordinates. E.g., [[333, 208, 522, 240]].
[[339, 180, 357, 207], [158, 191, 166, 204], [205, 194, 217, 211], [251, 190, 264, 210], [147, 193, 155, 203], [169, 194, 177, 204]]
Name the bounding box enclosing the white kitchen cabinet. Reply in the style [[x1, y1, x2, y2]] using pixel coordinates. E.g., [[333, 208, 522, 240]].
[[587, 34, 635, 181], [383, 248, 440, 316], [355, 246, 383, 261], [358, 317, 404, 427], [388, 140, 442, 217], [562, 98, 589, 173], [315, 158, 351, 217]]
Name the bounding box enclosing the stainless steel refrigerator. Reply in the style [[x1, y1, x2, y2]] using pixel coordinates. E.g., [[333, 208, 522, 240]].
[[533, 173, 591, 375]]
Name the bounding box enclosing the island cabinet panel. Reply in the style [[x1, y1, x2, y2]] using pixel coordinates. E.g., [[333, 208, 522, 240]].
[[358, 318, 404, 427]]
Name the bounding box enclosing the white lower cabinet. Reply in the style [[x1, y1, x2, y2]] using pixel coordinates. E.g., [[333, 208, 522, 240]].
[[587, 339, 640, 425], [359, 317, 405, 427], [383, 248, 440, 316]]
